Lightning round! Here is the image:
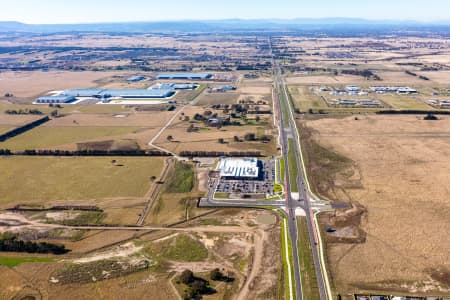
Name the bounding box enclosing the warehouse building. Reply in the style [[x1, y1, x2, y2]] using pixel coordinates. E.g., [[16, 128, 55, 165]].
[[370, 86, 418, 94], [60, 88, 175, 99], [61, 89, 104, 98], [149, 83, 198, 90], [156, 73, 212, 80], [217, 158, 260, 180], [35, 95, 76, 104], [127, 75, 146, 82], [99, 89, 175, 99]]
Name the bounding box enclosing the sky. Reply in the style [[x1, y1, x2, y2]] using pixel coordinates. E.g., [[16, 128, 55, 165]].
[[0, 0, 449, 24]]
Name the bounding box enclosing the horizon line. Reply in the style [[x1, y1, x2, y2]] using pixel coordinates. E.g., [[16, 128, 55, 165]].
[[2, 17, 450, 26]]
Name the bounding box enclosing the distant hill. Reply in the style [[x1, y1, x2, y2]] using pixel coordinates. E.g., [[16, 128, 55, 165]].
[[0, 19, 449, 33]]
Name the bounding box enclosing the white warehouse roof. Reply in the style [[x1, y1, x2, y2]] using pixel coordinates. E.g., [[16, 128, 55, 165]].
[[217, 158, 259, 178]]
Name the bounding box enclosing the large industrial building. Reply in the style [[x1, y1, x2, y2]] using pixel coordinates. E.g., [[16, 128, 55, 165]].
[[217, 158, 260, 179], [127, 75, 146, 82], [149, 83, 198, 90], [60, 88, 175, 99], [97, 89, 175, 99], [34, 88, 175, 104], [35, 95, 76, 104], [370, 86, 418, 94], [157, 73, 212, 80]]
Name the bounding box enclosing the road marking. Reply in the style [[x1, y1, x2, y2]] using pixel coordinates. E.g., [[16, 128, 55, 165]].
[[279, 74, 333, 299], [314, 211, 333, 299], [283, 218, 295, 300]]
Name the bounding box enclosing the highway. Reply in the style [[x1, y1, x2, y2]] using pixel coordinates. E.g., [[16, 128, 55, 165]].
[[199, 40, 332, 300], [275, 72, 304, 299], [275, 61, 329, 300]]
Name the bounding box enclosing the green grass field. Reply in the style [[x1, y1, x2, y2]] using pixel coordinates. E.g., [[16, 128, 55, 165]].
[[165, 162, 195, 193], [380, 95, 433, 110], [0, 156, 164, 206], [0, 256, 54, 267], [146, 234, 208, 262], [281, 218, 297, 300], [297, 217, 320, 300], [279, 86, 290, 128], [289, 86, 328, 112], [288, 139, 299, 193], [279, 157, 285, 182], [0, 126, 140, 150]]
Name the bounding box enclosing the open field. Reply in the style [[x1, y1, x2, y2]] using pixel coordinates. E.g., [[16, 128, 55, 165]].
[[195, 92, 240, 106], [0, 125, 13, 135], [0, 99, 136, 115], [289, 86, 328, 112], [300, 115, 450, 297], [0, 114, 45, 126], [0, 126, 141, 150], [0, 110, 181, 151], [153, 106, 277, 156], [0, 71, 133, 98], [0, 156, 164, 207], [46, 112, 176, 127]]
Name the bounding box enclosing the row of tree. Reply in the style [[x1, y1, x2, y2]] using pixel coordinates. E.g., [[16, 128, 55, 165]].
[[0, 116, 50, 142], [180, 151, 263, 157], [179, 269, 233, 300], [13, 149, 171, 157], [5, 109, 43, 115], [0, 234, 69, 255]]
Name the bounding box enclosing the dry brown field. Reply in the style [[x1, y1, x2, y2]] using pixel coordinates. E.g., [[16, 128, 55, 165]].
[[195, 92, 240, 106], [0, 111, 179, 151], [301, 115, 450, 297], [0, 114, 44, 126], [286, 74, 372, 85], [0, 71, 137, 98]]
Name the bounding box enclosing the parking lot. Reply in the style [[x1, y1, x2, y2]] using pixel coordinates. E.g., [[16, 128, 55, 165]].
[[215, 159, 276, 196]]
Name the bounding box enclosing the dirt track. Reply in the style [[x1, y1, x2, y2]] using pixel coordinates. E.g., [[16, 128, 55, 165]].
[[0, 212, 253, 234]]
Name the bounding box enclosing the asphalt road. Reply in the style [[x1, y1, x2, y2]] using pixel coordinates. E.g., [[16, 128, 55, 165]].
[[275, 74, 304, 299], [200, 40, 330, 300], [276, 63, 329, 300]]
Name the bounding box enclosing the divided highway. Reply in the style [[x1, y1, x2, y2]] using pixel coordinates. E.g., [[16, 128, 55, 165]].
[[200, 39, 332, 299], [275, 62, 330, 300]]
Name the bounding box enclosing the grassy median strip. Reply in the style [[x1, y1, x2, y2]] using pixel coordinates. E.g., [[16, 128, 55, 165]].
[[296, 217, 320, 300], [0, 256, 55, 267], [279, 85, 290, 128], [288, 139, 299, 193], [279, 157, 285, 182], [281, 218, 297, 300]]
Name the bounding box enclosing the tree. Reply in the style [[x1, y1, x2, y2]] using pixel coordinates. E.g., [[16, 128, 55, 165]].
[[218, 138, 225, 144], [233, 136, 240, 142], [50, 110, 58, 118], [150, 176, 157, 182], [244, 133, 256, 141], [424, 114, 438, 121], [180, 269, 194, 285], [191, 280, 208, 296], [167, 135, 174, 142], [210, 268, 223, 281]]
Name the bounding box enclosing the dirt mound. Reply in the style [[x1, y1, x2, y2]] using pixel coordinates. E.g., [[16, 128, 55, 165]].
[[77, 139, 140, 151], [51, 258, 150, 285]]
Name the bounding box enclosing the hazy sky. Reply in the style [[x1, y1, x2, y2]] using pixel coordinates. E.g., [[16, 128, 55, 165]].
[[1, 0, 449, 24]]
